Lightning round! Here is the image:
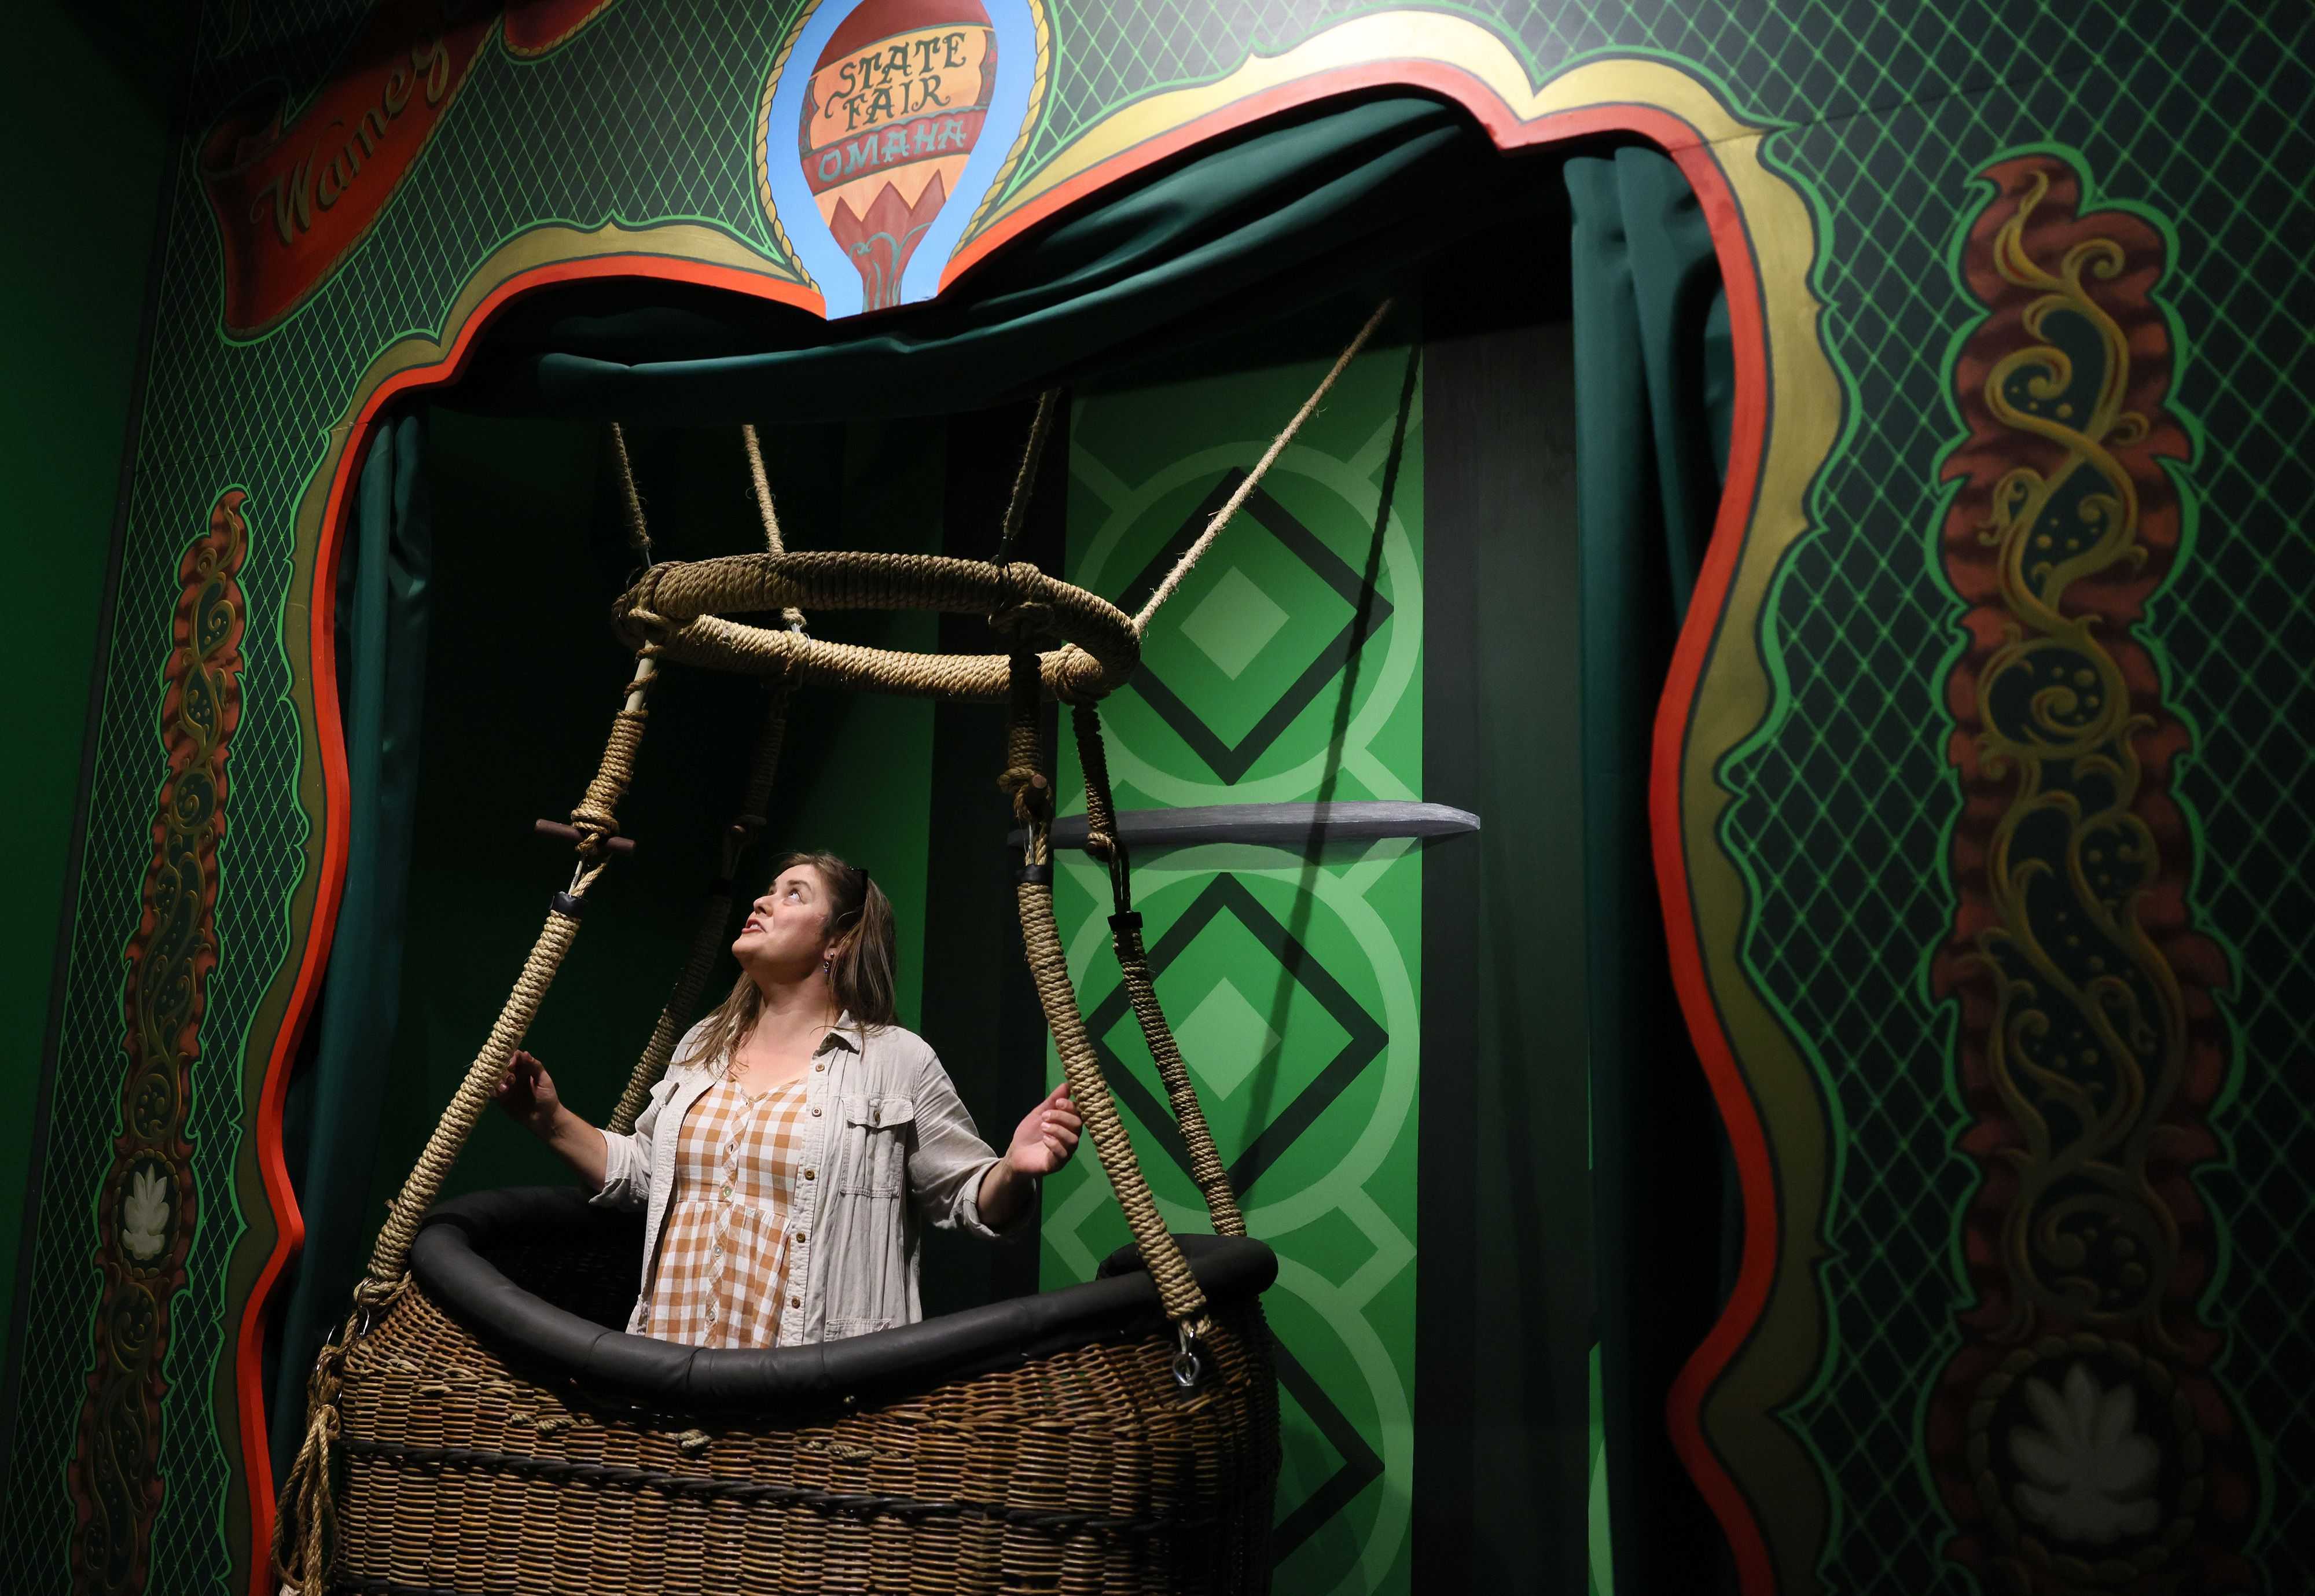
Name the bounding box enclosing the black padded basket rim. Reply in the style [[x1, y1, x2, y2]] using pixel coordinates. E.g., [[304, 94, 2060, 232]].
[[407, 1186, 1275, 1414]]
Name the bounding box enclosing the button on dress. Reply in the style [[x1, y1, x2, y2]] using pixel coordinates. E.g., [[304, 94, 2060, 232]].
[[635, 1075, 813, 1348]]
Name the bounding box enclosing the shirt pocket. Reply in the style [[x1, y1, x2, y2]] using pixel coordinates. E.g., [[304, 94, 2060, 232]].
[[837, 1095, 917, 1197]]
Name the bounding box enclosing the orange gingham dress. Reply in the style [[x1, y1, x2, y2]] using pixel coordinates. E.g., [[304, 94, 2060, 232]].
[[635, 1073, 814, 1348]]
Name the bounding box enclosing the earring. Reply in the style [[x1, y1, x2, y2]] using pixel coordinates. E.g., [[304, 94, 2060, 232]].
[[822, 955, 833, 977]]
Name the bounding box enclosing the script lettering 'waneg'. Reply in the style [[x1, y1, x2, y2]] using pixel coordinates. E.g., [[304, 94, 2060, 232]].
[[197, 0, 496, 333]]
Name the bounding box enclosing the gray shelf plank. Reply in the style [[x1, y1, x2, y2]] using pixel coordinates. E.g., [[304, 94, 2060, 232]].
[[1011, 800, 1480, 852]]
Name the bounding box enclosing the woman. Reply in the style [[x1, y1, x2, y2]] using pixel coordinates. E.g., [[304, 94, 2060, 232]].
[[492, 851, 1082, 1348]]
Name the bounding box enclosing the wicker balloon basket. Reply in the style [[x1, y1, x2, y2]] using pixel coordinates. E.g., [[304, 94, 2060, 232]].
[[322, 1191, 1281, 1596]]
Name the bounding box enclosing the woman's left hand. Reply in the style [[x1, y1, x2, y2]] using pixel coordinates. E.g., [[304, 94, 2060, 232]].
[[1004, 1081, 1082, 1178]]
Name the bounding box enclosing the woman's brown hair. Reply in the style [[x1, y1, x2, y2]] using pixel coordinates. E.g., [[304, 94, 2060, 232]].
[[690, 851, 895, 1069]]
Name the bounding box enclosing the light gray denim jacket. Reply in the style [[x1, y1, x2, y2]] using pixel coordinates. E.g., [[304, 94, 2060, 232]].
[[588, 1015, 1028, 1345]]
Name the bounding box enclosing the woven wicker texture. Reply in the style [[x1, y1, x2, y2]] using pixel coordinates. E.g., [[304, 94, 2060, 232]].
[[332, 1262, 1280, 1595]]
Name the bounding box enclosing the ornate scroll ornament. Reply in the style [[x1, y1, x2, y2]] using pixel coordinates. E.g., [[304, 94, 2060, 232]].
[[68, 490, 250, 1595], [1927, 155, 2254, 1594]]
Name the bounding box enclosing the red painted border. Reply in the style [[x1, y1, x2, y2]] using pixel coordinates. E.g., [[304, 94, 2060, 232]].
[[236, 69, 1791, 1596], [1657, 135, 1783, 1596]]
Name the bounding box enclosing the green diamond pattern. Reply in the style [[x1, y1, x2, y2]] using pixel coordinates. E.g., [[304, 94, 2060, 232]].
[[1179, 566, 1291, 682], [1169, 975, 1284, 1098], [1056, 344, 1420, 1594]]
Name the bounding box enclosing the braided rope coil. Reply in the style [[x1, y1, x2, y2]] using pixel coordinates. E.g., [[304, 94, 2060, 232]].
[[614, 551, 1140, 704]]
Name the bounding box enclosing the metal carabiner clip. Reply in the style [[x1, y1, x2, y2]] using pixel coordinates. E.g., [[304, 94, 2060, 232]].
[[1171, 1321, 1207, 1391]]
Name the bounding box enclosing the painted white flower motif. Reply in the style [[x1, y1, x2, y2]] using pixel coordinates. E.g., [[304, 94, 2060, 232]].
[[2009, 1362, 2161, 1544], [122, 1168, 171, 1263]]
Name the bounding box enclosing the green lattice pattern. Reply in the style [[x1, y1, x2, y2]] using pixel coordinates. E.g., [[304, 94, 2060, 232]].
[[6, 1, 2309, 1593]]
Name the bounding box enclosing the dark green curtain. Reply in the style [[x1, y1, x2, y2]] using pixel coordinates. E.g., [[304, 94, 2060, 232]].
[[447, 96, 1532, 425], [1567, 145, 1736, 1595], [268, 411, 432, 1479]]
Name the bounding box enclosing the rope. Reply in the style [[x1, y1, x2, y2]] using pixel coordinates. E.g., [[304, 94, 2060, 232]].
[[281, 663, 658, 1588], [606, 422, 653, 567], [1073, 705, 1245, 1237], [607, 672, 795, 1134], [1003, 657, 1211, 1336], [372, 660, 659, 1276], [994, 389, 1059, 569], [613, 550, 1140, 702], [368, 901, 589, 1289], [738, 425, 807, 630], [644, 613, 1114, 703], [272, 1311, 347, 1595], [1132, 299, 1394, 633], [610, 417, 815, 1130]]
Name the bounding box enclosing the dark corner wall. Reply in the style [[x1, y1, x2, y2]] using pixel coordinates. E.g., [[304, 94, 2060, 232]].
[[2, 0, 175, 1371]]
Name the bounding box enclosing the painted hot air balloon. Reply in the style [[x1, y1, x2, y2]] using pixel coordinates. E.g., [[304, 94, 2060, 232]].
[[796, 0, 997, 311]]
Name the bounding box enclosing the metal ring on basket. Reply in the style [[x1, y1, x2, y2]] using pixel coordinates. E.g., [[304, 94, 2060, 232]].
[[612, 550, 1141, 704]]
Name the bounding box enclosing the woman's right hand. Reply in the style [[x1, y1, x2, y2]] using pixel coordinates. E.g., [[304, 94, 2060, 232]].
[[493, 1049, 562, 1137]]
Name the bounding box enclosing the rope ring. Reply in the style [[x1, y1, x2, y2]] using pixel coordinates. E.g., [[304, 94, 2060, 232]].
[[611, 551, 1140, 704]]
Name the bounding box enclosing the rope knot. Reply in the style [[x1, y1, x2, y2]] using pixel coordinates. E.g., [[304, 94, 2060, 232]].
[[997, 766, 1052, 825], [567, 805, 622, 858], [615, 565, 674, 646], [351, 1277, 402, 1315], [987, 601, 1059, 649]]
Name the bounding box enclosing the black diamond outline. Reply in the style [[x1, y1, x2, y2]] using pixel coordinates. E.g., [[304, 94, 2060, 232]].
[[1085, 874, 1388, 1201], [1270, 1338, 1386, 1565], [1081, 873, 1390, 1565], [1125, 470, 1395, 782]]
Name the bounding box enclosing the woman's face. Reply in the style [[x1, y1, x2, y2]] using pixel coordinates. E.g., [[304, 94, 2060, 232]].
[[733, 865, 839, 980]]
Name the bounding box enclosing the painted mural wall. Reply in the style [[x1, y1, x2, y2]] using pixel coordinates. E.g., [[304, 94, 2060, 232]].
[[3, 2, 2308, 1595]]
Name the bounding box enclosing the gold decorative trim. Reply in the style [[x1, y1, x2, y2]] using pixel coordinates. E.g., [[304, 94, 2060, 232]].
[[1672, 120, 1845, 1596], [754, 6, 817, 295], [960, 0, 1051, 237]]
